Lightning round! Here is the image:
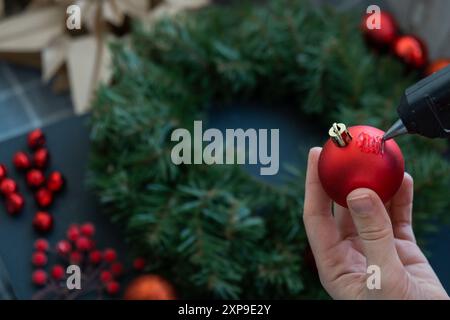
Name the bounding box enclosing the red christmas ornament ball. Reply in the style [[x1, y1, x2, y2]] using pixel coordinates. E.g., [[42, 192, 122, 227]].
[[425, 59, 450, 76], [33, 211, 53, 233], [13, 151, 31, 171], [106, 281, 121, 295], [393, 35, 428, 69], [32, 252, 48, 267], [33, 148, 50, 169], [124, 275, 176, 300], [28, 129, 46, 150], [32, 269, 48, 286], [56, 240, 72, 255], [27, 169, 45, 189], [47, 171, 64, 193], [103, 248, 117, 263], [35, 188, 53, 208], [51, 265, 65, 280], [133, 257, 146, 271], [6, 193, 25, 215], [34, 239, 49, 252], [318, 125, 404, 208], [361, 11, 397, 47], [0, 164, 7, 181]]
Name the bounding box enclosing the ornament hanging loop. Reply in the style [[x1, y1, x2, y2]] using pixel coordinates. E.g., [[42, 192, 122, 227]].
[[329, 123, 352, 147]]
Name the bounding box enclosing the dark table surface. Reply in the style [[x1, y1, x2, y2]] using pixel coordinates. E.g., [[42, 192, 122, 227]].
[[0, 115, 128, 300]]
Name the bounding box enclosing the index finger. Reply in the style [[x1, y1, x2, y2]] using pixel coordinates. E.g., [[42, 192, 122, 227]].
[[390, 172, 416, 243], [303, 147, 339, 254]]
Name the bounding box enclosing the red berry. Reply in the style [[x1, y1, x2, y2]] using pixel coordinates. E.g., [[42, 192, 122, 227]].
[[67, 224, 80, 241], [111, 262, 124, 277], [56, 240, 71, 255], [33, 148, 50, 169], [80, 222, 95, 237], [100, 270, 113, 283], [70, 251, 82, 264], [89, 250, 103, 264], [13, 151, 31, 171], [105, 281, 120, 295], [28, 129, 46, 150], [103, 248, 117, 263], [75, 236, 92, 251], [5, 193, 24, 215], [35, 188, 53, 208], [133, 257, 146, 271], [0, 164, 7, 181], [47, 171, 64, 192], [0, 178, 18, 196], [33, 211, 53, 234], [32, 251, 48, 267], [34, 239, 49, 251], [26, 169, 45, 188], [32, 269, 47, 286], [51, 265, 65, 280]]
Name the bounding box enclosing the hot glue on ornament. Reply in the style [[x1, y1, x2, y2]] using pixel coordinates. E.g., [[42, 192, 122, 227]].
[[318, 123, 404, 208]]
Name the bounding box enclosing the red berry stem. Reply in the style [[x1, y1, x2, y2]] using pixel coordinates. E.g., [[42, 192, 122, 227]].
[[32, 283, 59, 300], [66, 266, 106, 300], [36, 260, 109, 300]]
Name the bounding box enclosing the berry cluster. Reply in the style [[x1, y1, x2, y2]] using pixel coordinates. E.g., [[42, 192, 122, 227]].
[[32, 222, 147, 299], [1, 128, 155, 299], [0, 164, 25, 215], [11, 129, 65, 233]]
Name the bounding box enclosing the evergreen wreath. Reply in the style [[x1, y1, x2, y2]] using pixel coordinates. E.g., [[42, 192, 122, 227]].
[[89, 0, 450, 299]]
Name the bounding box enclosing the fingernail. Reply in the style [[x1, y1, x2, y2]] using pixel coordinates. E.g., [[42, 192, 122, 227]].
[[348, 194, 374, 215], [309, 147, 321, 156]]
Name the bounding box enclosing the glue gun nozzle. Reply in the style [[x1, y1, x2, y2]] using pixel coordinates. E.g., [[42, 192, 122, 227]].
[[383, 119, 408, 141]]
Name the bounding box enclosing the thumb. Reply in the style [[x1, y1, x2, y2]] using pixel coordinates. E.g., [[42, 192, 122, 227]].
[[347, 189, 402, 269]]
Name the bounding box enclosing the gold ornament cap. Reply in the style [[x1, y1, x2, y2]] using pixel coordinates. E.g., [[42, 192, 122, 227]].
[[329, 123, 352, 147]]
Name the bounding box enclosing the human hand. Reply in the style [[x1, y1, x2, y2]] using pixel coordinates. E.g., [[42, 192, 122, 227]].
[[303, 147, 449, 300]]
